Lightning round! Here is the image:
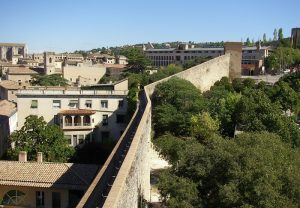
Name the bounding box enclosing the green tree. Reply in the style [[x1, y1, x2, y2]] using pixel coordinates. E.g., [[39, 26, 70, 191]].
[[263, 33, 267, 44], [190, 112, 219, 141], [152, 78, 206, 136], [280, 71, 300, 93], [8, 115, 74, 162], [175, 132, 300, 208], [120, 47, 151, 73], [265, 47, 300, 70], [154, 133, 190, 165], [234, 89, 300, 147], [271, 81, 300, 113], [31, 74, 69, 86], [245, 37, 251, 46], [158, 170, 199, 208], [183, 56, 212, 69], [278, 28, 284, 40], [273, 28, 278, 41]]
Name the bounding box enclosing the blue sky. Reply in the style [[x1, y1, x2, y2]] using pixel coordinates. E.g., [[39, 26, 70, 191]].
[[1, 0, 299, 52]]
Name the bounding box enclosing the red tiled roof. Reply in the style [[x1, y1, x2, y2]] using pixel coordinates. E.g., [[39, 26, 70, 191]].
[[59, 109, 96, 115], [0, 161, 99, 190]]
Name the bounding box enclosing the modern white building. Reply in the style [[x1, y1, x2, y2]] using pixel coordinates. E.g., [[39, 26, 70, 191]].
[[143, 43, 271, 74], [16, 79, 128, 146]]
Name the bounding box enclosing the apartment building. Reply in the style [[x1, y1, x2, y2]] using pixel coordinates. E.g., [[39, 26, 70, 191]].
[[144, 43, 270, 74], [16, 79, 128, 146]]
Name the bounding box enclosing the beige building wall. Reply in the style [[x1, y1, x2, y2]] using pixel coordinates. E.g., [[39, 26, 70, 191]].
[[17, 87, 128, 144], [63, 64, 106, 85], [6, 73, 35, 86], [0, 88, 18, 103], [0, 185, 68, 208]]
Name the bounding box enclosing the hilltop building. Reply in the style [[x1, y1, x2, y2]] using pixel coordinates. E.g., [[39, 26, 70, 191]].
[[0, 43, 27, 61], [143, 42, 270, 75]]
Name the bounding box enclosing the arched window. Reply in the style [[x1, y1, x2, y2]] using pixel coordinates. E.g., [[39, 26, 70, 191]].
[[2, 190, 26, 205], [49, 57, 52, 63]]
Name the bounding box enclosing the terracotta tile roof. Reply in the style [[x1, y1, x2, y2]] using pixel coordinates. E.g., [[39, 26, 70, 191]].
[[59, 109, 96, 115], [0, 80, 20, 90], [0, 100, 16, 116], [0, 161, 99, 190], [104, 64, 127, 69], [7, 67, 38, 75]]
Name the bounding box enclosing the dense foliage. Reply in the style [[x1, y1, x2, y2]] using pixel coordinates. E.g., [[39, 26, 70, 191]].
[[31, 74, 69, 86], [265, 47, 300, 71], [7, 115, 74, 162], [183, 56, 213, 69], [120, 47, 151, 73], [152, 75, 300, 207]]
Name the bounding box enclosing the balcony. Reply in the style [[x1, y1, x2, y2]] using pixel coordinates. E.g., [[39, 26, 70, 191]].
[[58, 109, 96, 130]]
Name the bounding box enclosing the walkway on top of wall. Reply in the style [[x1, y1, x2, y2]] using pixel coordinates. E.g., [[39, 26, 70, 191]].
[[76, 53, 232, 208]]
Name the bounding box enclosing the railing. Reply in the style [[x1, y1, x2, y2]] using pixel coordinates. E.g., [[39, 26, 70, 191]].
[[64, 122, 92, 127], [17, 89, 128, 96], [76, 90, 148, 208]]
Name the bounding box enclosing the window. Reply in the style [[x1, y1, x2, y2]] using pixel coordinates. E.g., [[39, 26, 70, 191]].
[[65, 135, 72, 145], [79, 135, 84, 144], [102, 114, 108, 125], [31, 100, 38, 108], [118, 100, 124, 108], [36, 191, 44, 208], [52, 192, 61, 208], [53, 100, 61, 108], [69, 100, 78, 108], [73, 135, 78, 146], [101, 100, 108, 108], [85, 100, 92, 108], [3, 190, 26, 206], [54, 115, 60, 125], [101, 131, 110, 140]]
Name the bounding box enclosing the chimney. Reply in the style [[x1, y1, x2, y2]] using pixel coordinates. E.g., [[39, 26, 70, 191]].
[[37, 152, 43, 163], [18, 151, 27, 162]]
